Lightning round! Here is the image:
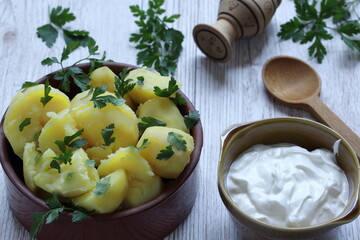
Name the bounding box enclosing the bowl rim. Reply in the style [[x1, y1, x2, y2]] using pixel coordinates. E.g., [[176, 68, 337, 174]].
[[218, 117, 360, 232], [0, 62, 203, 220]]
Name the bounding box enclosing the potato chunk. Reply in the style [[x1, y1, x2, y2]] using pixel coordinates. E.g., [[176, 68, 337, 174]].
[[33, 148, 99, 198], [23, 142, 39, 192], [85, 146, 113, 166], [98, 146, 154, 180], [136, 126, 194, 179], [38, 109, 79, 154], [3, 84, 70, 157], [137, 98, 188, 133], [122, 174, 163, 209], [126, 68, 181, 104], [89, 66, 116, 92], [72, 169, 129, 213], [71, 92, 139, 151], [23, 142, 59, 192]]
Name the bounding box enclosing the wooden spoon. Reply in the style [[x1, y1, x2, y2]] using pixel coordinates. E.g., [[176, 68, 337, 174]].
[[262, 55, 360, 158]]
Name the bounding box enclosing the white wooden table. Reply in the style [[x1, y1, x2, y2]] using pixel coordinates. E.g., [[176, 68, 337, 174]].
[[1, 0, 359, 239]]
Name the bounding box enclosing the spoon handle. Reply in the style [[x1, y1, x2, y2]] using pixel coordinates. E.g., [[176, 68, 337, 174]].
[[306, 96, 360, 159]]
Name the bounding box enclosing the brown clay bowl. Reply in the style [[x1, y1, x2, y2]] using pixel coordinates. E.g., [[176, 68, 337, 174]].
[[218, 118, 360, 239], [0, 62, 203, 240]]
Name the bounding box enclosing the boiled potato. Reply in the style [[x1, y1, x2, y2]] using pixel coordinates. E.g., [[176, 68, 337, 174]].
[[3, 84, 70, 157], [136, 126, 194, 179], [33, 148, 99, 198], [122, 174, 163, 209], [88, 67, 137, 110], [126, 68, 181, 104], [98, 146, 154, 181], [137, 98, 188, 133], [86, 146, 113, 166], [23, 142, 39, 192], [36, 148, 57, 173], [72, 169, 129, 213], [89, 66, 116, 92], [23, 142, 59, 192], [71, 91, 139, 151], [38, 109, 79, 154]]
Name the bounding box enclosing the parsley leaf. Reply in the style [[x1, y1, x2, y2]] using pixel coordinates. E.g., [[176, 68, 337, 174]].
[[63, 29, 90, 46], [40, 80, 53, 107], [85, 159, 96, 167], [278, 0, 360, 63], [36, 24, 58, 48], [61, 42, 81, 62], [45, 193, 63, 208], [50, 160, 62, 173], [130, 0, 184, 76], [50, 6, 76, 28], [72, 209, 93, 222], [90, 86, 125, 109], [138, 117, 166, 134], [154, 78, 179, 97], [22, 82, 39, 89], [34, 130, 42, 141], [30, 212, 50, 239], [184, 110, 200, 129], [167, 132, 187, 151], [64, 172, 75, 183], [50, 149, 73, 173], [93, 177, 111, 195], [137, 138, 150, 150], [114, 68, 136, 98], [156, 145, 174, 160], [35, 153, 43, 165], [46, 208, 64, 224], [170, 93, 187, 106], [101, 123, 115, 146], [19, 118, 31, 132], [55, 129, 87, 153], [137, 76, 145, 86]]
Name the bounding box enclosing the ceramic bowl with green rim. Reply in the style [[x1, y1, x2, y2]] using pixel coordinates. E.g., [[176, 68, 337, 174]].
[[218, 117, 360, 239]]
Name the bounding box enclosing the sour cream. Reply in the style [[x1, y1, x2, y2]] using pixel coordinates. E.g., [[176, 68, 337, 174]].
[[226, 144, 349, 228]]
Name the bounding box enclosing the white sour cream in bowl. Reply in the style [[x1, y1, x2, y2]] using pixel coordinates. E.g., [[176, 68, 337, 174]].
[[226, 143, 349, 228]]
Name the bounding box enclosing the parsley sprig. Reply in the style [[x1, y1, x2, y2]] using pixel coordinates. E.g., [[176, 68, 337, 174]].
[[41, 39, 107, 92], [138, 117, 166, 135], [93, 177, 111, 195], [37, 6, 90, 48], [130, 0, 184, 76], [114, 68, 136, 98], [137, 139, 151, 150], [101, 123, 116, 146], [38, 6, 109, 92], [154, 78, 179, 97], [184, 110, 200, 129], [89, 86, 125, 109], [50, 129, 87, 173], [40, 80, 54, 106], [31, 193, 94, 239], [156, 131, 187, 160], [19, 118, 31, 132], [278, 0, 360, 63]]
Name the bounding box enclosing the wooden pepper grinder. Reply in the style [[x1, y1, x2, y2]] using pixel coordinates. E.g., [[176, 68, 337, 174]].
[[193, 0, 281, 62]]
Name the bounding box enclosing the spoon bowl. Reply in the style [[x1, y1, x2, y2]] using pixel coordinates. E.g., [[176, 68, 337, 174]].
[[262, 56, 321, 104], [262, 55, 360, 159]]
